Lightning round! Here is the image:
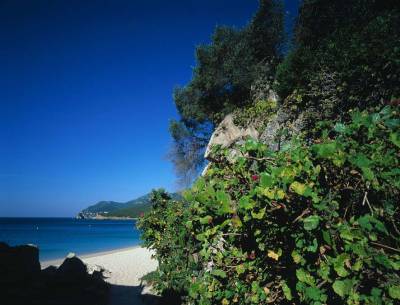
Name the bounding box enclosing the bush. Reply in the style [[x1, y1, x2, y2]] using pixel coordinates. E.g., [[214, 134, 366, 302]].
[[140, 105, 400, 305]]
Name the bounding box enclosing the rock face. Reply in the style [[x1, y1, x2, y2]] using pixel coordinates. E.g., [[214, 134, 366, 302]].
[[204, 114, 259, 160], [0, 242, 41, 283], [0, 243, 109, 305], [203, 85, 306, 175], [57, 253, 88, 281], [259, 109, 306, 151]]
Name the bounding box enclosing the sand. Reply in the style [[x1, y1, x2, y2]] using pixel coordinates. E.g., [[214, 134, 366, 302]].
[[42, 247, 159, 305]]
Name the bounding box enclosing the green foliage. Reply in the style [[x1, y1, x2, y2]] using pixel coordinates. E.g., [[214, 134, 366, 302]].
[[169, 1, 284, 183], [137, 190, 195, 299], [175, 0, 284, 125], [140, 106, 400, 304], [275, 0, 400, 121], [233, 98, 278, 130]]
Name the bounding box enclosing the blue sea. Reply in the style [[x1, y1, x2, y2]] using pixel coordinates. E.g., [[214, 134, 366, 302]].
[[0, 218, 141, 261]]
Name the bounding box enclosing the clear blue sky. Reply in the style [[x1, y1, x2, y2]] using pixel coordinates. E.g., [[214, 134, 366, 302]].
[[0, 0, 299, 217]]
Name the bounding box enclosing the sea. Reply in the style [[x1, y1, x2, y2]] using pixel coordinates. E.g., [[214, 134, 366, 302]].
[[0, 217, 141, 262]]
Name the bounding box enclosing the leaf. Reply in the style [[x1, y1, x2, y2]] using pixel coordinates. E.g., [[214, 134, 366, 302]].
[[251, 207, 266, 220], [235, 264, 245, 275], [322, 230, 332, 245], [333, 254, 350, 277], [332, 279, 353, 297], [361, 167, 374, 181], [291, 250, 303, 264], [281, 281, 292, 300], [216, 191, 232, 215], [305, 287, 323, 301], [260, 173, 273, 187], [312, 142, 338, 158], [267, 249, 281, 261], [350, 153, 372, 169], [239, 196, 253, 210], [303, 215, 320, 231], [296, 269, 315, 286], [388, 285, 400, 300], [211, 269, 227, 278], [390, 132, 400, 148], [199, 215, 212, 224], [290, 181, 307, 196], [334, 123, 346, 133]]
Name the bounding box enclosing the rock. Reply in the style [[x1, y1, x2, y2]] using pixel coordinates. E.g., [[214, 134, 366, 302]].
[[204, 114, 259, 160], [259, 109, 305, 151], [41, 265, 57, 279], [57, 255, 88, 280], [0, 243, 41, 282], [67, 252, 76, 258]]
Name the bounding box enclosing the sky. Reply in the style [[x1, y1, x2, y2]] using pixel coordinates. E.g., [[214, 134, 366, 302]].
[[0, 0, 300, 217]]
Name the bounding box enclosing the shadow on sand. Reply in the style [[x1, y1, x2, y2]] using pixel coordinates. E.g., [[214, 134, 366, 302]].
[[109, 284, 181, 305]]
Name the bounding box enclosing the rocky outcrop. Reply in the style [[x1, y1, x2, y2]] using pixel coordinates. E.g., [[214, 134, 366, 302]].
[[0, 242, 41, 283], [57, 252, 88, 280], [0, 243, 109, 305], [203, 101, 306, 172], [259, 109, 306, 151], [204, 114, 259, 160]]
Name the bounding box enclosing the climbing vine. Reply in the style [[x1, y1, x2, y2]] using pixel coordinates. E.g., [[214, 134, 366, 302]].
[[139, 105, 400, 305]]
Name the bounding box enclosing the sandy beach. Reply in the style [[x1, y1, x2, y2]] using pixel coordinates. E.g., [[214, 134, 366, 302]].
[[42, 247, 159, 305]]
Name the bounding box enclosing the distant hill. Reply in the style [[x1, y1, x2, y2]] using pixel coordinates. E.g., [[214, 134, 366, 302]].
[[77, 192, 180, 219]]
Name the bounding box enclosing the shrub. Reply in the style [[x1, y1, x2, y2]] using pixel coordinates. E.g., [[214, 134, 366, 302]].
[[140, 105, 400, 305]]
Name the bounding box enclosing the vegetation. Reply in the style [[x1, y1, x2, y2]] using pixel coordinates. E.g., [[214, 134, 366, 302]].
[[169, 0, 284, 185], [139, 1, 400, 304], [275, 0, 400, 123], [140, 106, 400, 304]]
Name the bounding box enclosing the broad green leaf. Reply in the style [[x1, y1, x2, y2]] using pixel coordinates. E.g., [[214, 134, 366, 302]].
[[303, 215, 320, 231], [199, 215, 212, 224], [350, 153, 372, 168], [312, 142, 337, 158], [211, 269, 227, 278], [216, 191, 232, 215], [305, 287, 324, 301], [390, 132, 400, 148], [291, 250, 303, 264], [260, 173, 273, 187], [333, 254, 350, 277], [334, 123, 346, 133], [361, 167, 374, 180], [239, 196, 253, 210], [388, 285, 400, 299], [290, 181, 307, 196], [332, 279, 353, 297], [281, 281, 292, 300], [235, 264, 245, 275], [296, 268, 315, 286], [251, 207, 266, 220]]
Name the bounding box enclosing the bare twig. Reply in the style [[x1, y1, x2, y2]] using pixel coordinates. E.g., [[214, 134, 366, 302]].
[[362, 192, 374, 214], [370, 241, 400, 253], [245, 155, 276, 165], [292, 208, 310, 223]]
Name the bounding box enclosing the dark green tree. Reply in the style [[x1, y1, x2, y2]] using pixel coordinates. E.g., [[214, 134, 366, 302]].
[[275, 0, 400, 120], [169, 0, 284, 185]]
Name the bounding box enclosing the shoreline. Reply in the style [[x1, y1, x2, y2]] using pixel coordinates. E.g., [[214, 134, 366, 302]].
[[41, 244, 143, 268]]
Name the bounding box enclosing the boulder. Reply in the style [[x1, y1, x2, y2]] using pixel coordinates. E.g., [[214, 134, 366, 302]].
[[0, 243, 41, 282], [259, 110, 306, 151], [57, 253, 88, 281], [204, 114, 259, 160]]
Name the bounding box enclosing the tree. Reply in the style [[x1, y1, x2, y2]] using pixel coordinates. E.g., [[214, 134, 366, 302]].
[[275, 0, 400, 120], [169, 0, 284, 185]]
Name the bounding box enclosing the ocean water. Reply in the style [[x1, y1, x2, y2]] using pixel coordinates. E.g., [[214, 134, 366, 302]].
[[0, 218, 141, 261]]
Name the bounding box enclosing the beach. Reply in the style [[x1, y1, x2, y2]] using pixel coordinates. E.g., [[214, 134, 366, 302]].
[[43, 246, 159, 305]]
